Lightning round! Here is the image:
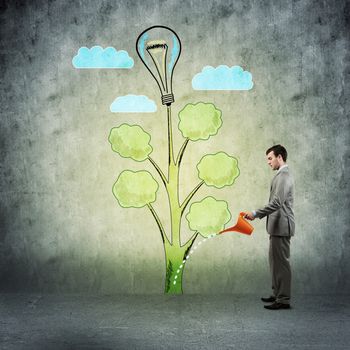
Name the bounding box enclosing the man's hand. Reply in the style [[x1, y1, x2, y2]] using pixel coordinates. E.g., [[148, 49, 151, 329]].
[[244, 211, 255, 221]]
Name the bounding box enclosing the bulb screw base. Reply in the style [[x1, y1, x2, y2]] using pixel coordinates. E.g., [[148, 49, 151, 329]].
[[161, 93, 174, 105]]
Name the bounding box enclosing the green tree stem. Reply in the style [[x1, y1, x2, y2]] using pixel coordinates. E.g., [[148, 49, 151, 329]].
[[176, 138, 189, 166], [162, 105, 200, 292], [167, 106, 175, 166], [180, 181, 205, 215], [182, 231, 199, 250], [148, 157, 168, 187], [164, 244, 187, 293], [164, 231, 199, 294], [167, 163, 181, 245], [147, 203, 170, 245]]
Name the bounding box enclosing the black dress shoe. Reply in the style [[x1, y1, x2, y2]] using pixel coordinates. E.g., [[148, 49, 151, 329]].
[[264, 302, 291, 310], [261, 296, 276, 303]]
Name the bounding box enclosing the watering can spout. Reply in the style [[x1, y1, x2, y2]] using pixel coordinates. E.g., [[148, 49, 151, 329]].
[[219, 212, 254, 235]]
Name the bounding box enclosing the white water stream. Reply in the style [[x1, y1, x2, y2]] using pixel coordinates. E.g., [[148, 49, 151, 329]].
[[173, 233, 218, 285]]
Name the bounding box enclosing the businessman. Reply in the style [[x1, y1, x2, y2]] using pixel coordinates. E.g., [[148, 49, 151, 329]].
[[245, 145, 295, 310]]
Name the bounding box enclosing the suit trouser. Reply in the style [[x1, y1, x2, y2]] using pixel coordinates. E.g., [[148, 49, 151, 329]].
[[269, 235, 291, 304]]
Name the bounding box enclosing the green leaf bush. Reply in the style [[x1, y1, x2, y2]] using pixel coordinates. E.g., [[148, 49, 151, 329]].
[[197, 152, 240, 188], [186, 196, 231, 237], [108, 124, 152, 161], [113, 170, 158, 208], [178, 102, 222, 141]]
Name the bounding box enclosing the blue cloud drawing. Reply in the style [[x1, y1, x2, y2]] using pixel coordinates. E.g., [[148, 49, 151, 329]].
[[72, 46, 134, 69], [192, 65, 253, 90], [110, 95, 157, 113]]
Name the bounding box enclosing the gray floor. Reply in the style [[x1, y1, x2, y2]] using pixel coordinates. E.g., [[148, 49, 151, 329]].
[[0, 294, 349, 350]]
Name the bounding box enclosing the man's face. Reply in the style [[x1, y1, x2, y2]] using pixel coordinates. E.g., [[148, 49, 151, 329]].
[[266, 151, 280, 170]]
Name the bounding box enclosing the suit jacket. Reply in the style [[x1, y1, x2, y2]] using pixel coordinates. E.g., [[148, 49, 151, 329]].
[[255, 166, 295, 236]]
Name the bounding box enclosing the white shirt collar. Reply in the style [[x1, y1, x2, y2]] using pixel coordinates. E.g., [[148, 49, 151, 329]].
[[277, 164, 288, 173]]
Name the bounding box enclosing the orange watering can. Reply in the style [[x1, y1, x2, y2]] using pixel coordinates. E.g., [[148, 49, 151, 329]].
[[219, 212, 254, 235]]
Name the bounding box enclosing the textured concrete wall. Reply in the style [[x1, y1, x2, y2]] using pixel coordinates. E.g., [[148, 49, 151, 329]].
[[1, 0, 349, 294]]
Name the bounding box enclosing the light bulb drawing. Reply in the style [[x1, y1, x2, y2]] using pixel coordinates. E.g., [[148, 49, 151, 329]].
[[136, 26, 181, 105]]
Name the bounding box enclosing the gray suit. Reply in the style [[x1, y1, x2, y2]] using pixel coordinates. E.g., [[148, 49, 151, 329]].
[[255, 166, 295, 304], [255, 166, 295, 236]]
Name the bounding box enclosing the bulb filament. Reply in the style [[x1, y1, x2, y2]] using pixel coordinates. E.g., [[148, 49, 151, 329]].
[[146, 40, 169, 93]]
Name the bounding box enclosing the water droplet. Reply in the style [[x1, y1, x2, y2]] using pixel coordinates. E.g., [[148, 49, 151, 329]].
[[182, 260, 186, 263], [177, 269, 180, 273], [173, 281, 176, 285], [175, 276, 178, 279], [186, 256, 190, 259], [179, 265, 183, 268]]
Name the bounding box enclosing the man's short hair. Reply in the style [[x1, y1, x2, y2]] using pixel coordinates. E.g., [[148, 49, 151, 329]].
[[266, 144, 287, 162]]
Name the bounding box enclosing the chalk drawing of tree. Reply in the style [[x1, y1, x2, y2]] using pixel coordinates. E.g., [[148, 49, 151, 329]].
[[108, 26, 240, 294]]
